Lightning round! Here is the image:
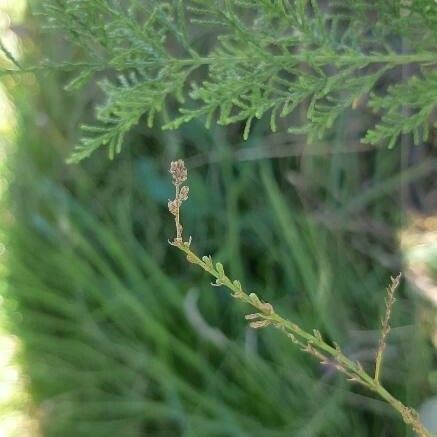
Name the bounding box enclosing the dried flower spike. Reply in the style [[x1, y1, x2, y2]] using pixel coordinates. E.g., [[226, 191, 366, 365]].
[[170, 159, 187, 186], [168, 199, 178, 216], [179, 185, 189, 202], [168, 159, 189, 244], [374, 273, 401, 383]]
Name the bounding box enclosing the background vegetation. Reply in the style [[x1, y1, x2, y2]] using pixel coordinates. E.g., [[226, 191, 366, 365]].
[[0, 1, 435, 436]]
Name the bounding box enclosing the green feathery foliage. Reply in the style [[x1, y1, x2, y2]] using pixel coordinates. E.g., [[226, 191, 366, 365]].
[[11, 0, 434, 162]]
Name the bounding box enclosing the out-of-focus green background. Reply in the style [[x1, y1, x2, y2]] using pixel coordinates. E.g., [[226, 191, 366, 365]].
[[0, 1, 436, 436]]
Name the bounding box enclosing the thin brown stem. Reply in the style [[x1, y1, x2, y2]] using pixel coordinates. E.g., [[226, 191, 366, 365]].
[[175, 184, 182, 242], [374, 273, 401, 383]]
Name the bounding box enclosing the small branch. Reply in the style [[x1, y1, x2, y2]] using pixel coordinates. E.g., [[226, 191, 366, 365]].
[[374, 273, 401, 383], [1, 51, 436, 78], [167, 160, 430, 437]]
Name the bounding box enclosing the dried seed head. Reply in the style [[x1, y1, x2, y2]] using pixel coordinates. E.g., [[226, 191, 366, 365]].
[[170, 160, 187, 185], [249, 319, 271, 329], [168, 199, 178, 216], [259, 302, 274, 315], [179, 185, 189, 202], [245, 313, 260, 320], [168, 159, 189, 244]]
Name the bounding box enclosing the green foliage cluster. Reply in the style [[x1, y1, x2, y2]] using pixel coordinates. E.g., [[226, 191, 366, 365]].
[[25, 0, 435, 162], [3, 64, 435, 435]]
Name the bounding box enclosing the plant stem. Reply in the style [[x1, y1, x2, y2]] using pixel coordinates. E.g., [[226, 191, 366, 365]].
[[171, 240, 431, 437], [1, 51, 436, 77], [175, 184, 181, 241], [374, 274, 401, 384]]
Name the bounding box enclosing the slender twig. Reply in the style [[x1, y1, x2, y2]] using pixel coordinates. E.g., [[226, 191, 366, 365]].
[[168, 159, 189, 244], [167, 160, 431, 437], [374, 273, 401, 383]]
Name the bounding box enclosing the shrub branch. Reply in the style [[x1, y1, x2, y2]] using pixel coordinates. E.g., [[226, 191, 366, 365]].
[[168, 159, 431, 437]]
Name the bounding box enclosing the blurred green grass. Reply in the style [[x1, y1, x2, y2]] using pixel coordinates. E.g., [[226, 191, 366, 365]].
[[0, 5, 435, 437]]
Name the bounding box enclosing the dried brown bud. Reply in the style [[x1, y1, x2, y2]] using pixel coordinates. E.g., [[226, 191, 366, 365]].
[[168, 199, 178, 216], [244, 313, 260, 320], [179, 185, 189, 202], [249, 319, 271, 329], [169, 160, 187, 185], [259, 302, 274, 315]]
